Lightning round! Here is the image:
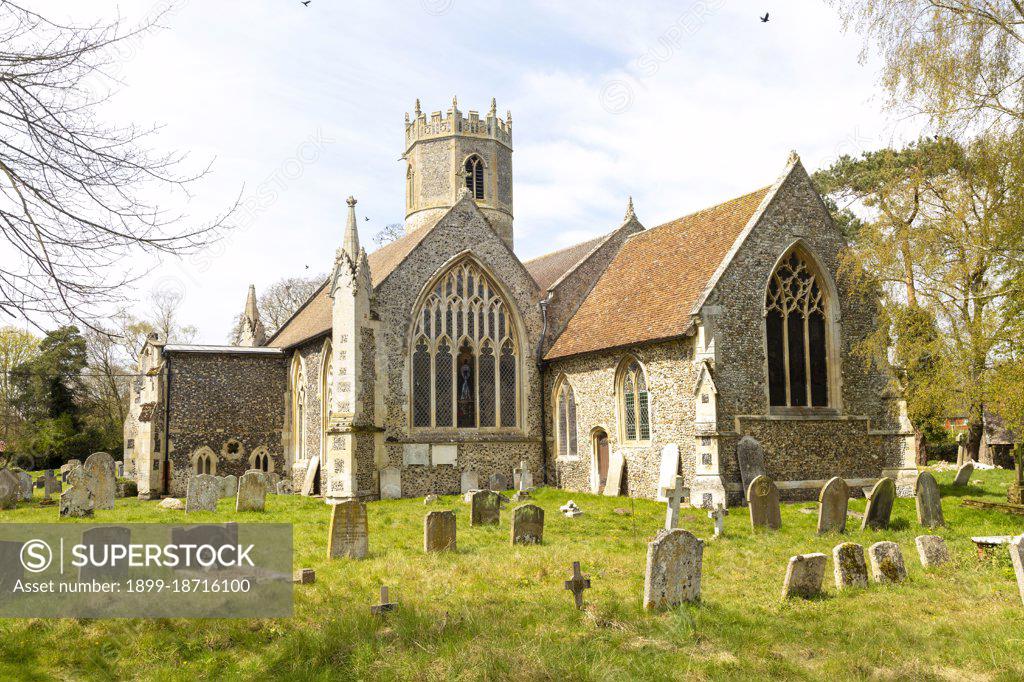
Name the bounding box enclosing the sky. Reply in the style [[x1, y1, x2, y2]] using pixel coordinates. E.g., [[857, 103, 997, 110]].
[[37, 0, 915, 343]]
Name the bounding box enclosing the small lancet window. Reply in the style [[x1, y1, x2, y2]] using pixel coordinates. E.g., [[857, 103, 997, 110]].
[[464, 155, 484, 199]]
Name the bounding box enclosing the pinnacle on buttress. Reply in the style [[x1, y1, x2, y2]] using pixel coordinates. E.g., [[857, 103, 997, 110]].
[[414, 98, 421, 116], [489, 97, 497, 116], [624, 196, 636, 222], [239, 283, 266, 347], [344, 195, 360, 257]]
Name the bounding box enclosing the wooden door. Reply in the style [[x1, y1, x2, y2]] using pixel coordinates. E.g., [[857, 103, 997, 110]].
[[596, 431, 610, 492]]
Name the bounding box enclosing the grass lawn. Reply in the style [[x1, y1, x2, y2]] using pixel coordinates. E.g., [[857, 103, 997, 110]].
[[0, 467, 1021, 681]]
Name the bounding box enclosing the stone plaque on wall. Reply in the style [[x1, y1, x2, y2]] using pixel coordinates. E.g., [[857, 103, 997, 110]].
[[403, 444, 429, 466], [432, 444, 457, 466], [379, 467, 401, 499]]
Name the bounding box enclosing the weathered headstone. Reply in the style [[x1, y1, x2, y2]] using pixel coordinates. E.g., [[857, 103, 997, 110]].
[[379, 467, 402, 499], [263, 472, 281, 495], [708, 504, 728, 538], [460, 469, 479, 494], [643, 528, 703, 610], [657, 443, 680, 502], [915, 535, 949, 567], [782, 552, 827, 599], [328, 500, 369, 559], [861, 477, 896, 531], [511, 504, 544, 545], [664, 475, 686, 530], [17, 472, 32, 501], [43, 471, 60, 499], [833, 542, 868, 590], [220, 474, 238, 498], [276, 479, 293, 495], [915, 471, 945, 528], [747, 475, 781, 530], [301, 455, 320, 496], [235, 471, 267, 512], [488, 472, 509, 491], [1010, 536, 1024, 606], [817, 476, 849, 534], [471, 490, 501, 526], [79, 526, 131, 581], [60, 460, 81, 483], [424, 510, 456, 552], [185, 473, 219, 513], [59, 466, 93, 517], [736, 435, 767, 502], [0, 470, 21, 509], [84, 452, 117, 511], [868, 541, 907, 584], [603, 451, 625, 497], [953, 461, 974, 486], [564, 561, 591, 609]]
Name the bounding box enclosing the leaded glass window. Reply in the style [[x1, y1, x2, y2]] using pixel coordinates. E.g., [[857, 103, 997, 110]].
[[464, 155, 484, 199], [619, 359, 650, 443], [556, 379, 578, 458], [410, 260, 520, 429], [765, 250, 830, 408]]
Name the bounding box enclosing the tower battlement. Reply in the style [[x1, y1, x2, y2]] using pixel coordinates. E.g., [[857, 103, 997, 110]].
[[404, 97, 512, 152]]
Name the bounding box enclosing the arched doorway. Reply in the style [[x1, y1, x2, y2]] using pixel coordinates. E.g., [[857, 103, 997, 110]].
[[593, 428, 609, 493]]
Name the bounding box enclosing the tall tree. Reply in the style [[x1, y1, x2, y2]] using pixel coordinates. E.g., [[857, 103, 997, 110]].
[[0, 325, 38, 443]]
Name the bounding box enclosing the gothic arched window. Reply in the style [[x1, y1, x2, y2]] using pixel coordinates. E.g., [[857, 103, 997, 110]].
[[410, 259, 521, 430], [618, 359, 650, 443], [765, 249, 830, 408], [464, 155, 484, 200], [290, 354, 307, 461], [555, 378, 578, 458]]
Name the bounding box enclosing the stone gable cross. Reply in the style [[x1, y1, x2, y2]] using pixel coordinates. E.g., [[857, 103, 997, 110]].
[[370, 585, 397, 616], [664, 475, 687, 530], [563, 561, 591, 610]]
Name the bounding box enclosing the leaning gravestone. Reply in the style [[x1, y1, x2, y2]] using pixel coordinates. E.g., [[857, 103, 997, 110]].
[[461, 469, 479, 494], [817, 476, 849, 534], [235, 471, 267, 512], [185, 474, 219, 513], [471, 490, 501, 526], [59, 466, 93, 518], [861, 477, 896, 531], [220, 474, 238, 498], [17, 472, 32, 501], [328, 500, 368, 559], [953, 461, 974, 487], [301, 456, 320, 496], [736, 436, 767, 502], [747, 475, 781, 530], [603, 451, 625, 497], [510, 504, 544, 545], [643, 528, 703, 610], [915, 471, 945, 528], [868, 541, 907, 584], [424, 510, 456, 553], [0, 470, 21, 510], [833, 542, 868, 590], [915, 535, 949, 567], [1010, 536, 1024, 606], [84, 452, 117, 510], [782, 553, 828, 599]]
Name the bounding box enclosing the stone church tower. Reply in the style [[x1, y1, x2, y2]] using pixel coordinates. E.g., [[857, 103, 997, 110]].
[[403, 97, 514, 248]]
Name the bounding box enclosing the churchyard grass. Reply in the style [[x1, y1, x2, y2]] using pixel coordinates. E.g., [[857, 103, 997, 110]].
[[0, 466, 1021, 680]]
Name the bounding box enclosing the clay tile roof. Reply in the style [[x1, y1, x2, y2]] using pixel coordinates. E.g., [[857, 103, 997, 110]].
[[267, 229, 431, 349], [544, 186, 771, 360], [523, 233, 611, 292]]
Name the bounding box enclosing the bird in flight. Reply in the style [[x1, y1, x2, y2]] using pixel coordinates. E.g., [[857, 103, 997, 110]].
[[302, 1, 311, 6], [364, 216, 370, 221], [760, 12, 769, 22], [305, 265, 310, 269]]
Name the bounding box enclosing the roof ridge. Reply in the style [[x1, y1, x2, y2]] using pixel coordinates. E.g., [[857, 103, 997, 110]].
[[522, 232, 608, 264], [635, 185, 773, 239]]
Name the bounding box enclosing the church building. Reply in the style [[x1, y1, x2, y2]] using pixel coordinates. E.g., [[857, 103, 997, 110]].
[[123, 97, 917, 507]]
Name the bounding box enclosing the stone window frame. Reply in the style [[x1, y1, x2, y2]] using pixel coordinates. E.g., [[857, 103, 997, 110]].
[[407, 253, 525, 434], [191, 446, 217, 476], [220, 438, 245, 461], [615, 355, 652, 445], [290, 353, 308, 462], [462, 154, 486, 201], [320, 338, 333, 461], [761, 241, 843, 416], [552, 374, 579, 461], [249, 446, 274, 473]]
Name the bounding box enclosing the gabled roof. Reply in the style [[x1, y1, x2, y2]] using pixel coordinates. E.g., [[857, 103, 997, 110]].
[[544, 185, 772, 360], [523, 233, 611, 292]]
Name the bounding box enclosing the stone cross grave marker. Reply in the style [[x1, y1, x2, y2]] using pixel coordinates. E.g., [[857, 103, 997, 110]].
[[513, 460, 533, 492], [833, 542, 868, 590], [868, 541, 907, 584], [461, 469, 479, 494], [747, 475, 781, 530], [84, 452, 117, 510], [915, 535, 949, 567], [657, 443, 680, 502], [817, 476, 849, 534], [510, 504, 544, 545], [235, 471, 267, 512], [643, 528, 703, 610], [736, 436, 766, 503], [915, 471, 945, 528], [603, 451, 625, 497], [663, 476, 686, 531], [370, 585, 397, 616], [185, 474, 219, 513], [782, 553, 827, 599], [471, 490, 501, 526], [708, 504, 728, 538], [1010, 535, 1024, 606], [861, 477, 896, 531], [328, 500, 369, 559], [564, 561, 591, 610], [952, 461, 974, 487], [424, 510, 456, 553]]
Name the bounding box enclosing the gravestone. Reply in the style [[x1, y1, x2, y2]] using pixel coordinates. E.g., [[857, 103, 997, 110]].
[[43, 471, 60, 499], [170, 523, 238, 569], [861, 477, 896, 531], [657, 443, 680, 502], [953, 461, 974, 486], [0, 541, 25, 593], [782, 553, 827, 599], [220, 474, 238, 498], [276, 480, 293, 495], [564, 561, 591, 609], [603, 451, 625, 497], [17, 472, 32, 501], [84, 452, 117, 511], [510, 504, 544, 545], [488, 472, 509, 491], [915, 535, 950, 567], [736, 436, 767, 502], [0, 470, 20, 509], [747, 475, 781, 530], [424, 510, 456, 552], [1010, 536, 1024, 606], [293, 568, 316, 584], [642, 528, 703, 610], [301, 455, 320, 496], [79, 526, 131, 580], [379, 467, 402, 499], [371, 585, 397, 616], [471, 490, 501, 526], [817, 476, 849, 534], [915, 471, 945, 528], [708, 504, 728, 538], [664, 476, 686, 530], [461, 470, 479, 494], [59, 466, 93, 517], [116, 461, 124, 477], [512, 460, 533, 492], [60, 460, 81, 483], [263, 472, 281, 495], [868, 541, 907, 584], [185, 474, 219, 513], [833, 542, 868, 590], [328, 500, 368, 559], [235, 471, 267, 512]]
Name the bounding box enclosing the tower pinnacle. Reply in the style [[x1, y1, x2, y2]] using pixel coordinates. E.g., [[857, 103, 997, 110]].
[[344, 196, 360, 257], [238, 284, 266, 347]]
